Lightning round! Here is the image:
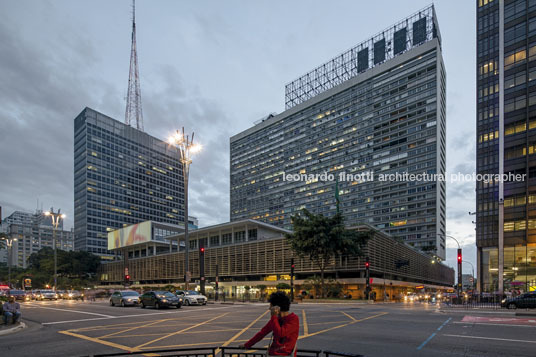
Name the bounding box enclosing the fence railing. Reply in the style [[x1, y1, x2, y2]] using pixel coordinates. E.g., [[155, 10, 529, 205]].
[[440, 294, 536, 310], [83, 346, 363, 357]]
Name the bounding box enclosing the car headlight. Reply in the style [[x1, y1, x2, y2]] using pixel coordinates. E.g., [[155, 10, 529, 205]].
[[179, 298, 183, 302], [69, 294, 73, 297], [55, 294, 58, 298], [161, 299, 167, 302], [501, 299, 506, 303]]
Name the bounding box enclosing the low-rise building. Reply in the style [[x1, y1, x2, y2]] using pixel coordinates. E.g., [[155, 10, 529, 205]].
[[98, 220, 454, 300]]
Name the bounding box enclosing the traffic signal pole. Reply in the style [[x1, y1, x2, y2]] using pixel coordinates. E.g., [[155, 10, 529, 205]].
[[290, 258, 295, 303], [200, 246, 205, 295], [457, 249, 462, 301]]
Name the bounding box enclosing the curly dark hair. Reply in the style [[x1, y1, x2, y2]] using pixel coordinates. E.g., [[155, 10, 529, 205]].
[[268, 291, 291, 312]]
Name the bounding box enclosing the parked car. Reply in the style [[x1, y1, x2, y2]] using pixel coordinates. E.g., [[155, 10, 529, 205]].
[[35, 289, 59, 300], [7, 289, 28, 302], [64, 290, 83, 300], [175, 290, 207, 306], [140, 291, 182, 309], [501, 292, 536, 309], [110, 290, 140, 307]]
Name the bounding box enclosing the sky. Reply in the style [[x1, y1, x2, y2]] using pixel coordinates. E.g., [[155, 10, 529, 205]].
[[0, 0, 477, 274]]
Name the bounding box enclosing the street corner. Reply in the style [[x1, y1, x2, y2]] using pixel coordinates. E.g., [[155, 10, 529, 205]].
[[0, 321, 26, 336]]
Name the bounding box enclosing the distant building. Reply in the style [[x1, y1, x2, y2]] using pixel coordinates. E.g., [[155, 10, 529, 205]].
[[231, 5, 447, 258], [462, 273, 475, 290], [74, 107, 191, 260], [2, 210, 74, 268], [476, 0, 536, 293]]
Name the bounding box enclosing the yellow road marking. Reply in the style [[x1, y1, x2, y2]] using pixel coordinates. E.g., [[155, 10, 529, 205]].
[[302, 309, 309, 336], [100, 318, 170, 339], [216, 309, 270, 354], [59, 330, 139, 353], [134, 313, 228, 349], [340, 311, 357, 322], [300, 312, 388, 339], [109, 328, 243, 339]]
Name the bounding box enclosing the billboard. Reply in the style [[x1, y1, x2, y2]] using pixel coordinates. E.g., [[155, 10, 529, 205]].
[[108, 221, 152, 250]]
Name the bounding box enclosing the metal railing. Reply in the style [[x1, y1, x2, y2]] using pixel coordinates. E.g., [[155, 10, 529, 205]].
[[440, 294, 536, 310], [83, 346, 363, 357]]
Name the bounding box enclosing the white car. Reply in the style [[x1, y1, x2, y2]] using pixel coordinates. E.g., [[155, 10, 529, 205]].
[[176, 290, 207, 306]]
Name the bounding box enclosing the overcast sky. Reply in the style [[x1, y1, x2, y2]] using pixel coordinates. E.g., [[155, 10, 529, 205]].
[[0, 0, 476, 273]]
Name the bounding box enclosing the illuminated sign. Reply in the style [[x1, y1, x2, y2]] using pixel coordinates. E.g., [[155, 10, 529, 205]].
[[108, 221, 152, 249]]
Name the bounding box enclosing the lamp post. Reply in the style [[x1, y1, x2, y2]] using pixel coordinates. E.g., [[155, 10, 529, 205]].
[[1, 236, 17, 288], [45, 208, 65, 291], [463, 260, 475, 291], [437, 234, 462, 299], [168, 128, 201, 290]]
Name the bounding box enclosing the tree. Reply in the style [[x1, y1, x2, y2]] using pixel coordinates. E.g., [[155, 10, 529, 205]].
[[286, 209, 371, 298]]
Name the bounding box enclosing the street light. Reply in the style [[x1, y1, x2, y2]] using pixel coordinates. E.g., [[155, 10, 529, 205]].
[[45, 208, 65, 291], [1, 235, 17, 288], [463, 260, 475, 291], [437, 234, 462, 298], [168, 128, 202, 290]]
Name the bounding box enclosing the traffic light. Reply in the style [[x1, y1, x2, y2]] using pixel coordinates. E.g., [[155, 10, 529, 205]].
[[457, 250, 462, 263], [290, 257, 295, 303], [291, 257, 295, 276], [125, 274, 130, 283], [200, 247, 205, 254], [365, 256, 370, 269], [365, 256, 370, 296]]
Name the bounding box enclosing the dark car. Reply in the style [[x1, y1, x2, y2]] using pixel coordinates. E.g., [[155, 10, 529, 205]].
[[110, 290, 140, 307], [7, 290, 28, 302], [501, 292, 536, 309], [140, 291, 182, 309]]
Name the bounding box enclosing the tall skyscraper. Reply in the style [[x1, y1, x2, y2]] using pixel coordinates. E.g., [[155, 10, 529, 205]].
[[231, 5, 447, 258], [476, 0, 536, 293], [74, 107, 185, 259]]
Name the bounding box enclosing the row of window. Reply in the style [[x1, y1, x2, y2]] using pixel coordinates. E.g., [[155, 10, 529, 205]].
[[504, 219, 536, 232]]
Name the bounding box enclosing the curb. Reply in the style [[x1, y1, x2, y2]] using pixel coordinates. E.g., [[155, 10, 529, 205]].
[[515, 311, 536, 317], [0, 322, 26, 336]]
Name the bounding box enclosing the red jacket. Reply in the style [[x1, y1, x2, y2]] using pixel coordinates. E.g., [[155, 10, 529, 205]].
[[244, 313, 299, 356]]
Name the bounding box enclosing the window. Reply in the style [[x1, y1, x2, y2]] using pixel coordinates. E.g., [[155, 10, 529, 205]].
[[505, 22, 526, 47], [209, 235, 220, 247], [248, 229, 258, 241], [505, 48, 526, 69], [234, 231, 245, 243], [505, 71, 525, 90], [222, 233, 232, 245], [505, 95, 526, 112]]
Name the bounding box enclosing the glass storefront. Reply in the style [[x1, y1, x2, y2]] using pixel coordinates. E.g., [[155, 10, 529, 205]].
[[482, 244, 536, 293]]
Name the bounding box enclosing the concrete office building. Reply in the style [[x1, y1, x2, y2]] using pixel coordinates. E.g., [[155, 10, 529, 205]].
[[231, 5, 447, 258], [2, 210, 74, 268], [74, 107, 188, 259], [476, 0, 536, 293]]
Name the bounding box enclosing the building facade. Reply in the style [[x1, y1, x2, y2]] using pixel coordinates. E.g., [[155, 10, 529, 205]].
[[98, 221, 454, 299], [476, 0, 536, 293], [231, 6, 447, 258], [74, 107, 186, 259], [2, 210, 74, 268]]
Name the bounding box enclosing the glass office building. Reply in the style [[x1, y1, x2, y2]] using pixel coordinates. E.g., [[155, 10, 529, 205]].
[[476, 0, 536, 293], [231, 6, 447, 259], [74, 107, 185, 259]]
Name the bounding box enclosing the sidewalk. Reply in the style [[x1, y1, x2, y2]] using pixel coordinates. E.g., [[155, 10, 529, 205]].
[[0, 322, 26, 336]]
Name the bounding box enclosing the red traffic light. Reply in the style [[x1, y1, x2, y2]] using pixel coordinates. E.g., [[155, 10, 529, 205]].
[[125, 275, 130, 281], [365, 262, 370, 268], [200, 247, 205, 253], [291, 264, 295, 269], [457, 248, 462, 262]]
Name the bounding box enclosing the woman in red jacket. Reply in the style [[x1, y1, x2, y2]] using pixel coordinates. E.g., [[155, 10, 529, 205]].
[[240, 291, 299, 356]]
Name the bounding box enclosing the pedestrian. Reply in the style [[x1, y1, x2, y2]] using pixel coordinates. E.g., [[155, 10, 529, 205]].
[[239, 291, 299, 356], [2, 296, 21, 325]]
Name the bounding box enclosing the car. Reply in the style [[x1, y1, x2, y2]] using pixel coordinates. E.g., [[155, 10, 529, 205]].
[[140, 291, 182, 309], [110, 290, 140, 307], [176, 290, 207, 306], [7, 290, 28, 302], [501, 292, 536, 309], [35, 289, 59, 300], [65, 290, 84, 300], [56, 290, 66, 299]]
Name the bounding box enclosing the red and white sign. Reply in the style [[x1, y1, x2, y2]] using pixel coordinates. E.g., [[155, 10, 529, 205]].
[[462, 316, 536, 326]]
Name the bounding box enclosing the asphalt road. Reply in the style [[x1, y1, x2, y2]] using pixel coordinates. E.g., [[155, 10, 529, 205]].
[[0, 299, 535, 356]]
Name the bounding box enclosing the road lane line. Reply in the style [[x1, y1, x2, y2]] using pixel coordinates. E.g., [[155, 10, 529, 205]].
[[59, 330, 139, 353], [99, 317, 171, 339], [301, 312, 388, 339], [453, 321, 536, 328], [29, 306, 115, 318], [443, 334, 536, 344], [134, 312, 228, 349], [416, 317, 451, 350], [302, 309, 309, 336], [43, 305, 237, 325], [340, 311, 357, 322], [216, 309, 270, 354]]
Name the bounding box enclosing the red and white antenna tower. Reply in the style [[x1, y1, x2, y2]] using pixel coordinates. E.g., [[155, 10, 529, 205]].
[[125, 0, 144, 131]]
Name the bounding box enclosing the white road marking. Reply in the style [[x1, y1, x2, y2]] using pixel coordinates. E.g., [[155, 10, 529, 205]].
[[31, 306, 115, 318], [41, 305, 238, 325], [443, 334, 536, 344], [453, 321, 536, 328]]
